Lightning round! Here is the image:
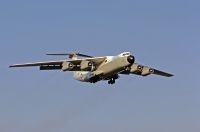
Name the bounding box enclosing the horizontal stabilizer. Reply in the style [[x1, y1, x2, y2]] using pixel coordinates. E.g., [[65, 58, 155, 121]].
[[46, 52, 93, 58]]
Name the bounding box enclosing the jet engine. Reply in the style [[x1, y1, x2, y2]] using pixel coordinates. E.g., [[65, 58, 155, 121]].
[[62, 62, 75, 71], [130, 64, 154, 76], [80, 60, 93, 71], [141, 66, 154, 76]]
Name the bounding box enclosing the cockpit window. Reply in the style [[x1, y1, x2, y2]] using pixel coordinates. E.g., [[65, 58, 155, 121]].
[[122, 53, 130, 56]]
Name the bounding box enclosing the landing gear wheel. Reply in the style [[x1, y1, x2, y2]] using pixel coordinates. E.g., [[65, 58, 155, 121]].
[[108, 78, 115, 85], [112, 79, 115, 84]]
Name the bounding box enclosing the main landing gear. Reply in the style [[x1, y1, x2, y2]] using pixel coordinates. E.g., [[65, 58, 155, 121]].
[[107, 74, 119, 85], [108, 78, 115, 84]]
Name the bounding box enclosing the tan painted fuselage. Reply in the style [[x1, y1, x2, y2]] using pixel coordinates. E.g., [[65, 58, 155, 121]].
[[95, 56, 131, 78]]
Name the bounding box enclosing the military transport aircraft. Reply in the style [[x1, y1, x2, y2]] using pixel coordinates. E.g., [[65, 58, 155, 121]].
[[9, 52, 173, 84]]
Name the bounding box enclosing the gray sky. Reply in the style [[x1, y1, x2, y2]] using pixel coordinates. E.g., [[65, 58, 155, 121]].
[[0, 0, 200, 132]]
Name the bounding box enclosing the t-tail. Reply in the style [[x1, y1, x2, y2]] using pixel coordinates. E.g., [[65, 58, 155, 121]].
[[46, 52, 93, 60]]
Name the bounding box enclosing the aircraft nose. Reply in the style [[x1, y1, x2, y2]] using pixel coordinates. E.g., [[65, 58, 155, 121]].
[[127, 55, 135, 64]]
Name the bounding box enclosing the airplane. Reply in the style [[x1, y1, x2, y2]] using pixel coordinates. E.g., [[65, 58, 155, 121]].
[[9, 52, 173, 84]]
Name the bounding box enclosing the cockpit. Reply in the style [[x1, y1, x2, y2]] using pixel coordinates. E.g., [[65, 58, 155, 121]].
[[118, 52, 131, 57]]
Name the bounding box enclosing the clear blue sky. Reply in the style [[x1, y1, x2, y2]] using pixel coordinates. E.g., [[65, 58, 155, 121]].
[[0, 0, 200, 132]]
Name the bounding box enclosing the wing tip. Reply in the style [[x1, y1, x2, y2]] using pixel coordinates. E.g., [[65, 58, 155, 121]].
[[166, 74, 174, 77], [9, 65, 20, 68], [153, 69, 174, 77], [9, 65, 14, 68]]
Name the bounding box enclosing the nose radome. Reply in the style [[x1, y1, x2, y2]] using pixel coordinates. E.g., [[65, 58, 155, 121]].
[[127, 55, 135, 64]]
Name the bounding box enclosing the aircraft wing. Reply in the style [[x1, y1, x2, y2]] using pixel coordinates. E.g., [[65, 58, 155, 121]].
[[9, 60, 65, 67], [9, 57, 106, 71], [120, 63, 173, 77]]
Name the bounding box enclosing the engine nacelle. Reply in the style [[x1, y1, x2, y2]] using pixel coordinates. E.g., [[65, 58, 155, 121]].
[[62, 62, 75, 71], [130, 64, 142, 73], [129, 64, 154, 76], [141, 66, 154, 76], [80, 60, 93, 71]]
